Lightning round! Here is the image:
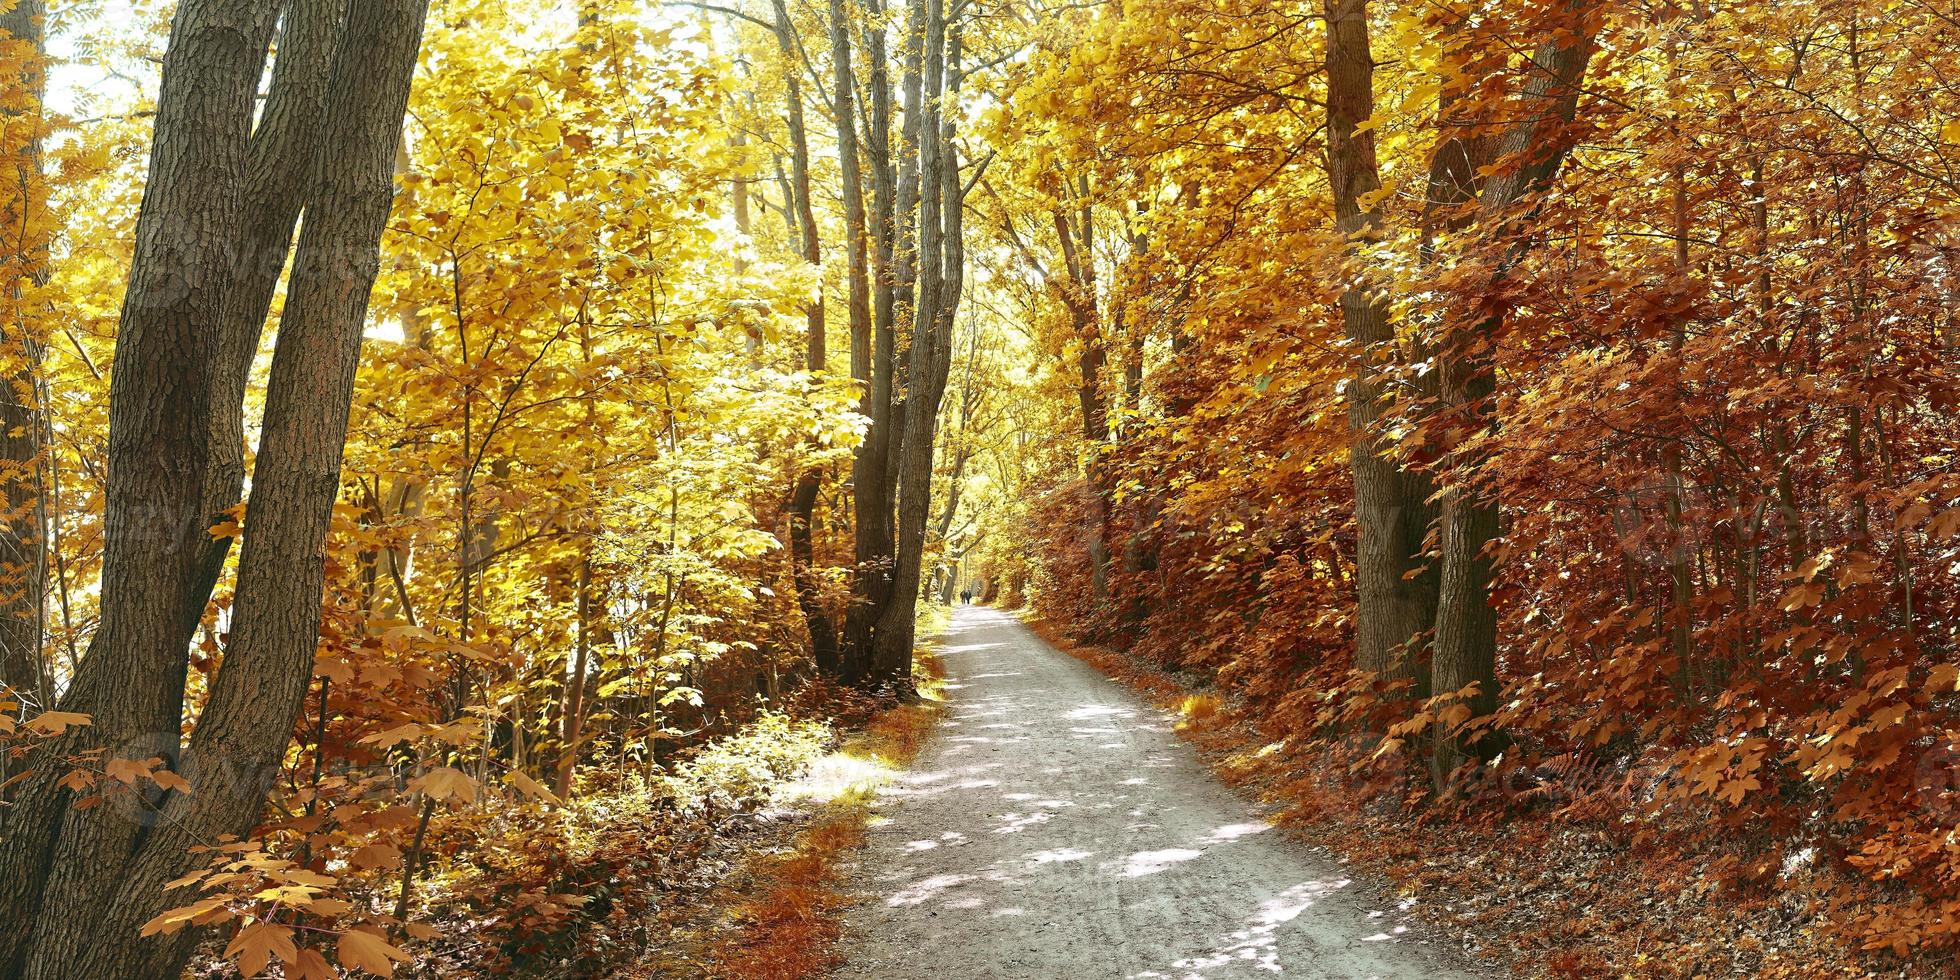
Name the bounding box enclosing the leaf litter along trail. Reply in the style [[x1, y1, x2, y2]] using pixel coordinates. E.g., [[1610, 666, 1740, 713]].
[[835, 606, 1483, 980]]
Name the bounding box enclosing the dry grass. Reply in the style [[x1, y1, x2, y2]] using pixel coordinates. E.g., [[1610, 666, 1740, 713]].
[[1175, 693, 1222, 729], [703, 804, 867, 980], [698, 653, 947, 980]]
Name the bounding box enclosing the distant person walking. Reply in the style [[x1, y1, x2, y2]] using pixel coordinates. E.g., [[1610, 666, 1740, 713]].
[[960, 589, 972, 605]]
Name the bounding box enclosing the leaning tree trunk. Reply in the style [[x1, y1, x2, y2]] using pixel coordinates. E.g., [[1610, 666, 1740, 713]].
[[182, 0, 344, 644], [5, 1, 429, 975], [0, 3, 281, 973], [1429, 6, 1596, 787], [1323, 0, 1437, 700], [0, 0, 48, 708]]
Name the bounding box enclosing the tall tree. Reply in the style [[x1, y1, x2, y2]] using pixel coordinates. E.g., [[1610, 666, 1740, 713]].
[[776, 0, 841, 671], [186, 0, 344, 642], [841, 0, 903, 681], [869, 0, 967, 685], [1428, 3, 1598, 783], [0, 0, 47, 708], [1052, 187, 1112, 601], [0, 0, 430, 973], [0, 2, 283, 971], [1322, 0, 1437, 701]]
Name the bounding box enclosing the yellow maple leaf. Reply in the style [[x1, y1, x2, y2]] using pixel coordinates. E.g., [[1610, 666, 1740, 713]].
[[225, 921, 297, 977], [338, 928, 410, 978], [24, 710, 91, 735]]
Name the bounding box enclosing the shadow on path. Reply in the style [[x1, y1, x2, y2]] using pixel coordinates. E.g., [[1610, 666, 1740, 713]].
[[835, 607, 1484, 980]]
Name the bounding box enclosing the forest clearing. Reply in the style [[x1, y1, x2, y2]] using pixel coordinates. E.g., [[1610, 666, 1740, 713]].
[[0, 0, 1957, 977]]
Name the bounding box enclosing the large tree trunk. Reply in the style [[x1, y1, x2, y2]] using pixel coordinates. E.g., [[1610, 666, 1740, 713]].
[[0, 3, 281, 972], [182, 0, 345, 643], [0, 0, 48, 709], [1429, 7, 1596, 786], [845, 0, 933, 685], [831, 0, 893, 686], [1322, 0, 1436, 699], [0, 1, 428, 974], [1050, 194, 1111, 600], [84, 5, 427, 967]]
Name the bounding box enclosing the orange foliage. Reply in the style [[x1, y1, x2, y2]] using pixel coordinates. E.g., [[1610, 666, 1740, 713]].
[[702, 811, 864, 980], [698, 655, 944, 980], [980, 0, 1960, 967]]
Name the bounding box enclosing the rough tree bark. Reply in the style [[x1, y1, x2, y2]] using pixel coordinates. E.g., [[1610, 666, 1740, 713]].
[[183, 0, 344, 644], [772, 0, 842, 672], [63, 2, 427, 974], [869, 6, 965, 687], [0, 2, 281, 972], [1429, 5, 1597, 786], [1322, 0, 1437, 698], [0, 1, 429, 974], [1052, 192, 1111, 602], [831, 0, 893, 682]]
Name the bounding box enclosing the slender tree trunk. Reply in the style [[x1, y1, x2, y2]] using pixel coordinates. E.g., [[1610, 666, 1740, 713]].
[[773, 0, 842, 672], [1429, 7, 1596, 786], [1663, 163, 1695, 694], [555, 558, 593, 799], [1114, 201, 1160, 625], [0, 0, 48, 709], [863, 0, 897, 397], [927, 314, 981, 581], [371, 472, 429, 622], [934, 324, 984, 610]]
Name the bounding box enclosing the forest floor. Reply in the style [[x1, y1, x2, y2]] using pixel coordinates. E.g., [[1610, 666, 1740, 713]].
[[829, 606, 1481, 979], [630, 616, 951, 980]]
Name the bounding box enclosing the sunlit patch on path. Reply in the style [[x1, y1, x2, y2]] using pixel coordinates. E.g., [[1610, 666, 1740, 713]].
[[835, 607, 1482, 979]]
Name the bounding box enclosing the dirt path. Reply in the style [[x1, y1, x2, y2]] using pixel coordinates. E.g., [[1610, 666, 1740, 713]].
[[835, 607, 1486, 979]]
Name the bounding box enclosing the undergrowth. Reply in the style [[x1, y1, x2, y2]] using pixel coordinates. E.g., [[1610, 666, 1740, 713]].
[[698, 651, 947, 979]]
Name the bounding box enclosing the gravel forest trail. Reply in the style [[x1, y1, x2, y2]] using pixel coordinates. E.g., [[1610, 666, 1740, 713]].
[[835, 606, 1485, 980]]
